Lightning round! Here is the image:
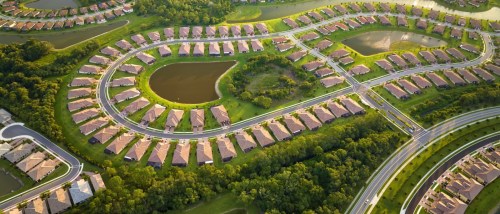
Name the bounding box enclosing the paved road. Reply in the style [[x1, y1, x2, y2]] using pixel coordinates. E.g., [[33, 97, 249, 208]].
[[348, 107, 500, 214], [405, 134, 500, 214], [96, 11, 495, 139], [0, 123, 82, 211]]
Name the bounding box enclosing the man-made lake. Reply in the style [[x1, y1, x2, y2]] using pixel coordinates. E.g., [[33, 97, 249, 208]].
[[342, 31, 447, 56], [26, 0, 78, 9], [149, 61, 236, 104], [227, 0, 500, 23], [0, 169, 23, 196], [0, 20, 127, 49]]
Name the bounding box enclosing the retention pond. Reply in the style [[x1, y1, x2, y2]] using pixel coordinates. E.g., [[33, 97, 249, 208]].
[[342, 31, 447, 56], [25, 0, 78, 10], [149, 61, 236, 104], [0, 169, 23, 196]]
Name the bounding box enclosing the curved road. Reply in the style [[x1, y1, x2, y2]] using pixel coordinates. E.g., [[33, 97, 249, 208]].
[[0, 123, 82, 211], [348, 107, 500, 214], [405, 134, 500, 214]]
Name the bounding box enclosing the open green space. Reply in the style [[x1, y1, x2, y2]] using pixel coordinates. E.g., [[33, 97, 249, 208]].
[[466, 176, 500, 214], [372, 117, 500, 214], [433, 0, 500, 12], [170, 192, 260, 214]]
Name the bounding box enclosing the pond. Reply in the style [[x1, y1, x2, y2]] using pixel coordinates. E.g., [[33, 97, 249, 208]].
[[25, 0, 78, 10], [341, 31, 447, 56], [149, 61, 237, 104], [0, 169, 23, 196], [227, 0, 500, 23], [0, 20, 127, 49]]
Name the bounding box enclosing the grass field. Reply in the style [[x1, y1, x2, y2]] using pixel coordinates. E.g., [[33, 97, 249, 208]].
[[170, 192, 260, 214], [466, 177, 500, 214], [372, 117, 500, 214]]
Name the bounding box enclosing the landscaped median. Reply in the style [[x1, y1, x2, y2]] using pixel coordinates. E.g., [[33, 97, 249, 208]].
[[372, 116, 500, 214]]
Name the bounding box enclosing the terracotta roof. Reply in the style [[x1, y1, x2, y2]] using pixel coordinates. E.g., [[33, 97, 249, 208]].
[[397, 79, 421, 94], [334, 5, 347, 14], [363, 3, 375, 11], [125, 138, 151, 161], [92, 126, 120, 144], [252, 125, 275, 147], [122, 97, 150, 116], [445, 172, 483, 201], [218, 26, 229, 36], [231, 25, 241, 35], [47, 189, 71, 214], [179, 27, 190, 38], [197, 140, 213, 165], [209, 42, 220, 55], [432, 49, 451, 62], [105, 133, 135, 154], [276, 43, 294, 52], [190, 109, 204, 130], [297, 111, 322, 130], [320, 76, 345, 87], [419, 51, 437, 64], [193, 42, 205, 56], [4, 143, 35, 163], [211, 105, 230, 126], [223, 41, 235, 55], [163, 27, 174, 38], [322, 8, 336, 17], [111, 77, 135, 88], [379, 3, 391, 12], [89, 55, 110, 65], [446, 48, 466, 61], [300, 32, 319, 41], [158, 45, 172, 57], [388, 55, 408, 68], [287, 50, 307, 62], [378, 16, 391, 25], [192, 26, 203, 38], [16, 151, 45, 173], [237, 40, 249, 53], [459, 44, 479, 54], [119, 64, 143, 74], [297, 15, 312, 25], [79, 117, 108, 135], [68, 88, 92, 99], [255, 23, 268, 34], [89, 173, 106, 192], [25, 198, 48, 214], [302, 61, 325, 71], [426, 72, 449, 87], [484, 64, 500, 76], [71, 108, 99, 124], [429, 192, 467, 214], [385, 83, 409, 99], [235, 132, 257, 152], [179, 43, 191, 55], [340, 98, 364, 114], [141, 104, 166, 124], [268, 121, 291, 141], [457, 69, 480, 83], [251, 40, 264, 51], [313, 106, 335, 123], [113, 88, 140, 103], [68, 98, 95, 112], [136, 52, 156, 64], [315, 67, 334, 77], [433, 24, 446, 35], [27, 159, 59, 181], [472, 68, 495, 81], [411, 75, 432, 89], [115, 39, 132, 50], [172, 142, 190, 167], [315, 39, 333, 50], [349, 65, 370, 75], [147, 140, 170, 168], [402, 53, 421, 65], [329, 49, 350, 59], [243, 24, 254, 35], [349, 3, 361, 12], [131, 34, 147, 45], [165, 109, 184, 131], [217, 137, 237, 161], [375, 59, 394, 71], [283, 115, 306, 134], [307, 11, 323, 21], [100, 46, 121, 57], [416, 19, 427, 29]]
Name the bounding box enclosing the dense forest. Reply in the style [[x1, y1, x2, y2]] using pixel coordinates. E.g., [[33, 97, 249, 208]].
[[410, 83, 500, 125], [68, 112, 406, 213], [0, 40, 99, 141], [228, 54, 318, 108], [134, 0, 233, 25]]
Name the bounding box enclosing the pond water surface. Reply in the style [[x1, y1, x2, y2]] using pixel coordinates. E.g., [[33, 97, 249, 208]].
[[0, 169, 23, 196], [26, 0, 78, 9], [342, 31, 447, 56], [149, 61, 236, 104]]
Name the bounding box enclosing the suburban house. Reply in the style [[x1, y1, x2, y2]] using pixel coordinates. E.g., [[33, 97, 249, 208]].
[[124, 138, 151, 161]]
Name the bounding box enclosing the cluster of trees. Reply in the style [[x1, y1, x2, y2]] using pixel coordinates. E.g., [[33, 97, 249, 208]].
[[0, 40, 99, 141], [410, 83, 499, 125], [134, 0, 233, 25], [72, 112, 406, 213], [228, 54, 317, 108]]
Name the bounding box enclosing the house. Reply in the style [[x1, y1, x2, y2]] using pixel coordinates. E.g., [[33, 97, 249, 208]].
[[428, 10, 439, 20], [192, 26, 203, 38], [459, 157, 499, 184], [314, 68, 334, 77], [416, 19, 427, 29], [363, 3, 375, 12], [412, 7, 423, 16], [287, 50, 307, 62], [79, 65, 102, 74], [378, 16, 391, 25], [0, 142, 12, 158], [340, 98, 365, 114], [67, 88, 92, 99], [315, 39, 333, 51], [297, 111, 322, 130], [89, 55, 110, 65], [320, 76, 345, 88], [131, 34, 147, 45], [235, 132, 257, 153], [472, 68, 495, 82], [237, 40, 249, 53], [329, 49, 350, 59], [89, 173, 106, 192], [302, 61, 325, 71], [190, 109, 204, 132], [141, 104, 165, 125], [209, 42, 221, 56], [43, 22, 54, 30], [172, 142, 190, 167], [402, 53, 421, 66], [231, 25, 241, 36], [16, 151, 45, 172], [255, 23, 268, 34], [339, 56, 354, 65], [411, 75, 432, 89], [33, 22, 46, 30], [178, 43, 191, 56], [283, 115, 306, 135], [100, 46, 121, 57], [326, 101, 351, 117], [459, 44, 479, 54], [388, 55, 408, 69], [397, 16, 408, 27], [223, 41, 235, 56], [69, 179, 93, 204], [147, 140, 170, 168], [217, 137, 237, 162], [489, 22, 500, 32], [458, 17, 466, 26], [124, 138, 151, 161], [313, 106, 335, 123], [297, 15, 312, 25], [251, 40, 264, 52], [119, 64, 143, 74], [157, 45, 171, 57], [252, 125, 275, 147], [193, 42, 205, 56], [70, 78, 96, 87], [25, 198, 49, 214], [484, 64, 500, 76], [136, 52, 156, 65], [457, 69, 480, 84], [122, 97, 150, 116], [317, 27, 330, 35], [47, 189, 72, 214], [398, 79, 421, 94], [113, 9, 124, 17], [348, 65, 370, 75], [115, 39, 133, 51], [89, 125, 120, 144], [356, 16, 368, 25], [349, 3, 362, 13], [268, 121, 291, 141], [445, 14, 455, 24], [426, 72, 449, 88], [104, 133, 135, 154], [450, 28, 463, 39], [68, 98, 95, 112], [163, 27, 174, 39], [218, 26, 229, 37], [276, 43, 294, 52], [432, 49, 451, 63], [113, 88, 140, 103], [333, 5, 347, 15], [385, 83, 409, 99], [423, 192, 467, 214], [165, 109, 184, 132], [179, 27, 190, 39], [433, 24, 446, 35], [197, 140, 213, 165], [283, 18, 299, 28], [95, 14, 106, 24], [123, 4, 133, 13], [396, 4, 406, 14], [446, 48, 466, 61], [27, 159, 59, 181], [375, 59, 395, 72], [322, 8, 336, 17], [79, 117, 108, 135], [147, 31, 161, 42], [333, 22, 349, 31], [205, 26, 216, 38], [469, 18, 481, 29], [300, 32, 319, 42], [307, 11, 324, 21], [444, 172, 483, 203], [419, 51, 438, 64], [243, 24, 254, 36], [211, 105, 230, 126], [379, 3, 391, 13]]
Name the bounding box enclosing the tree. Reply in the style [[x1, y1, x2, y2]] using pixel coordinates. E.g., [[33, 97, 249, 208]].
[[252, 96, 272, 108]]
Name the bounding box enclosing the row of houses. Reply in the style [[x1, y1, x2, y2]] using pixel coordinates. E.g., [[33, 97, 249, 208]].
[[3, 173, 105, 214], [419, 145, 499, 214], [0, 139, 61, 182]]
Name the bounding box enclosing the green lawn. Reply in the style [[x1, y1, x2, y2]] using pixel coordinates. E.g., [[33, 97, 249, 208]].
[[372, 118, 500, 214], [226, 6, 262, 22], [466, 177, 500, 214], [170, 192, 260, 214]]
